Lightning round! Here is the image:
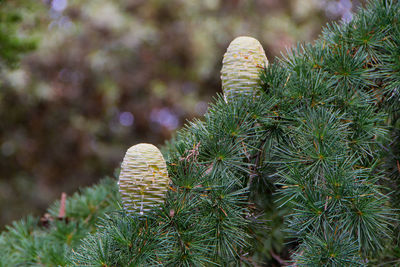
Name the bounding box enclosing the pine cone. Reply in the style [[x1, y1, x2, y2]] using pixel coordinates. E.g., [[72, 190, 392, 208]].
[[118, 143, 169, 216], [221, 36, 268, 102]]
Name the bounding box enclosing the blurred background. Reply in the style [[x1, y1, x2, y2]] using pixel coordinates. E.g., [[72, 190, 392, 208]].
[[0, 0, 364, 228]]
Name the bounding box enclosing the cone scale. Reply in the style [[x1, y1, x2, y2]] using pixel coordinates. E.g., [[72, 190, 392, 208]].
[[118, 143, 169, 216], [221, 36, 268, 102]]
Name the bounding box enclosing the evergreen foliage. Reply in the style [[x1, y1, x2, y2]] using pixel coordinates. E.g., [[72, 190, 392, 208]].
[[1, 0, 399, 266], [0, 178, 119, 266]]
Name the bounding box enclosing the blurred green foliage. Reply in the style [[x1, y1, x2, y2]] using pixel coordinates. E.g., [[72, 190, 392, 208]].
[[0, 0, 36, 67], [0, 0, 361, 228]]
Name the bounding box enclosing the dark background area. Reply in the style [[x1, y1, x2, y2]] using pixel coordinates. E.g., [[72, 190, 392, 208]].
[[0, 0, 364, 228]]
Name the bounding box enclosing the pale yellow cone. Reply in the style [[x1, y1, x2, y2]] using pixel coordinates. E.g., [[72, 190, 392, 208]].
[[221, 36, 268, 102], [118, 143, 169, 216]]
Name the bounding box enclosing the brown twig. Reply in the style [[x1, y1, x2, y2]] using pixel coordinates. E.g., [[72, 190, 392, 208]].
[[180, 142, 201, 162], [271, 250, 289, 266], [58, 192, 67, 218]]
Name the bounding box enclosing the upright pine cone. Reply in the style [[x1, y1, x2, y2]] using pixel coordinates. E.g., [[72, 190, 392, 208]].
[[221, 36, 268, 102], [118, 143, 169, 216]]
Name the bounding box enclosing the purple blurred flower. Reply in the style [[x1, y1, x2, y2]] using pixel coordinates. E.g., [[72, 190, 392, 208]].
[[51, 0, 67, 12], [150, 108, 179, 130], [119, 112, 135, 127], [323, 0, 353, 22]]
